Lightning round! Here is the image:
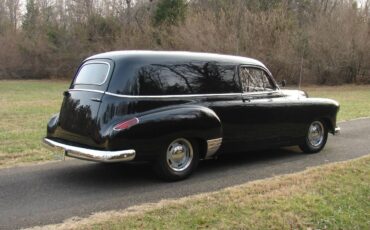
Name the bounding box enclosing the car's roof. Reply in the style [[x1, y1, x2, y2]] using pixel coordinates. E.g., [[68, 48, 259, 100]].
[[86, 50, 266, 68]]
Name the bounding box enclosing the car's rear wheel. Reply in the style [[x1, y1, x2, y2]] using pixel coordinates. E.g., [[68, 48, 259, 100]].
[[299, 120, 328, 154], [154, 138, 199, 181]]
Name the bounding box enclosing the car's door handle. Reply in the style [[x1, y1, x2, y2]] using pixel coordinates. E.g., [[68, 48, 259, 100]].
[[91, 98, 102, 102], [63, 91, 70, 97], [242, 97, 251, 102]]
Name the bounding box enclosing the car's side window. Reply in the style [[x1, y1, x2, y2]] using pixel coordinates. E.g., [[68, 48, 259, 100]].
[[239, 67, 274, 92], [137, 64, 193, 95], [137, 62, 240, 95]]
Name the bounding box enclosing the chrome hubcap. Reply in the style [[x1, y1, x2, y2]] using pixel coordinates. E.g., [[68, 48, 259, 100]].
[[307, 121, 324, 147], [166, 138, 193, 172]]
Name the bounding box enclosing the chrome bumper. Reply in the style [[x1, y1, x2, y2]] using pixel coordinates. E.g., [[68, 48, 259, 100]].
[[334, 126, 341, 135], [43, 138, 136, 162]]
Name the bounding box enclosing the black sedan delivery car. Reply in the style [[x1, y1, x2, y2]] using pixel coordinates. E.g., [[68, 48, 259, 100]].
[[44, 51, 340, 180]]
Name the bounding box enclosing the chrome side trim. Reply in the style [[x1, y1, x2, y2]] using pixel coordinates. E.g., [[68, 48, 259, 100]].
[[205, 138, 223, 159], [69, 89, 105, 94], [241, 90, 279, 97], [68, 90, 280, 98], [43, 138, 135, 163], [334, 126, 341, 135], [105, 92, 242, 99]]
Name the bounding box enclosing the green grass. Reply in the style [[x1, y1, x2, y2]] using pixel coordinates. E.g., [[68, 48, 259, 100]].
[[65, 155, 368, 230], [0, 80, 68, 166], [0, 81, 369, 167]]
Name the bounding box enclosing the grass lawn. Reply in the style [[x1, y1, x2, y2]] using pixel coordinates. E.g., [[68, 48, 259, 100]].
[[303, 85, 370, 122], [0, 80, 68, 166], [0, 81, 369, 167]]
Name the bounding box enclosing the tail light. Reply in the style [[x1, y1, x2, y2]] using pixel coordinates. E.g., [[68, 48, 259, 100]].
[[113, 117, 139, 131]]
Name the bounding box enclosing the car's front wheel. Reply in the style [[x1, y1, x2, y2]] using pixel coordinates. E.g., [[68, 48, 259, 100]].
[[299, 120, 328, 154], [154, 138, 199, 181]]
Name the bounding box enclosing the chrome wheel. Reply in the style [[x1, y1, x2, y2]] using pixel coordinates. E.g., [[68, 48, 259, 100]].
[[307, 121, 324, 147], [166, 138, 193, 172]]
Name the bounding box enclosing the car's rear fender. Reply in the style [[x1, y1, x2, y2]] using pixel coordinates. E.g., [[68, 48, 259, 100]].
[[107, 105, 223, 159]]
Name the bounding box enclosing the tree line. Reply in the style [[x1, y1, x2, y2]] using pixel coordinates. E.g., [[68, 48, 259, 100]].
[[0, 0, 369, 84]]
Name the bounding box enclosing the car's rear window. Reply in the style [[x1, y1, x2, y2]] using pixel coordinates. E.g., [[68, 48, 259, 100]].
[[74, 62, 110, 85]]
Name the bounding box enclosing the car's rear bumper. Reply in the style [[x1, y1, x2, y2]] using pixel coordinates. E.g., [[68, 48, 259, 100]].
[[43, 138, 136, 162]]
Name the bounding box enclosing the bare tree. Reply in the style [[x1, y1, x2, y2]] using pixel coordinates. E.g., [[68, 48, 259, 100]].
[[5, 0, 20, 31], [0, 0, 369, 83]]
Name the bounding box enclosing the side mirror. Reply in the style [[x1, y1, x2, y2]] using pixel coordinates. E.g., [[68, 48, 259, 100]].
[[281, 80, 286, 87]]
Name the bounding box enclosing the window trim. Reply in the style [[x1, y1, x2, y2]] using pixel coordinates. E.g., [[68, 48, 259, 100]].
[[73, 61, 111, 86], [238, 64, 278, 94]]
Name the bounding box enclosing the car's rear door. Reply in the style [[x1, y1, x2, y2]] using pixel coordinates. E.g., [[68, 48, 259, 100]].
[[58, 59, 114, 146]]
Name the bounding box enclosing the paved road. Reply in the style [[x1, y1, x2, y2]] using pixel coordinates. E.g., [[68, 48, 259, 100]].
[[1, 118, 369, 229]]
